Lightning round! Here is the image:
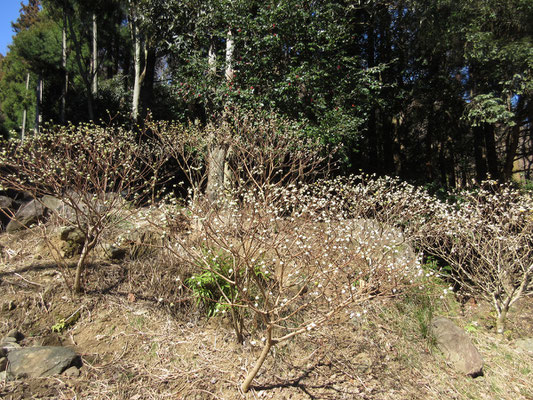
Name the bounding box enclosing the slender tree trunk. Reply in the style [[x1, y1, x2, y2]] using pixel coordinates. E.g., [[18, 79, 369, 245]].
[[224, 29, 234, 81], [207, 28, 234, 201], [208, 41, 216, 74], [473, 125, 487, 182], [91, 12, 98, 96], [367, 108, 379, 173], [21, 72, 30, 141], [241, 326, 274, 393], [484, 124, 500, 180], [206, 143, 228, 203], [61, 14, 67, 124], [34, 73, 42, 135], [447, 137, 457, 188], [140, 47, 156, 116], [131, 10, 141, 121], [205, 40, 217, 119], [65, 12, 94, 120]]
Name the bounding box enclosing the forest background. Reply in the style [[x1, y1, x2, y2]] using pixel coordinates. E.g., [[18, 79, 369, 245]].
[[0, 0, 531, 189]]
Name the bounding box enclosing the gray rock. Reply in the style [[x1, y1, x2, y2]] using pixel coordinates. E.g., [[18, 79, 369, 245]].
[[1, 342, 21, 352], [59, 226, 86, 257], [5, 329, 24, 342], [2, 337, 17, 344], [6, 199, 46, 233], [7, 346, 81, 379], [59, 226, 85, 243], [42, 195, 77, 220], [515, 338, 533, 355], [0, 196, 13, 209], [0, 195, 15, 229], [0, 371, 8, 382], [41, 195, 63, 211], [430, 317, 484, 377], [63, 366, 80, 377]]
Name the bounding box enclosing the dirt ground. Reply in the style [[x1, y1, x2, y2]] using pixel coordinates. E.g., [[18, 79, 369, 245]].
[[0, 228, 532, 400]]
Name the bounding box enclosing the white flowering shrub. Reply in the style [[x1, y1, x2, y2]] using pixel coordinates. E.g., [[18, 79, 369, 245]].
[[159, 179, 422, 392], [150, 109, 333, 203], [409, 182, 533, 334], [330, 175, 533, 334], [0, 123, 168, 292]]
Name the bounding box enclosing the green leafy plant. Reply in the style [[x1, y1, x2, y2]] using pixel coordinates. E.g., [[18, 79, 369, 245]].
[[51, 307, 81, 333], [186, 250, 237, 317]]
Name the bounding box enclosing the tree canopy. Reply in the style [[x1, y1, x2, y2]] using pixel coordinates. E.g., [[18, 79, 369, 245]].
[[0, 0, 531, 185]]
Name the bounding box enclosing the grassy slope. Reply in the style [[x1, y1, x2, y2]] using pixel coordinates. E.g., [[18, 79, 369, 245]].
[[0, 225, 531, 400]]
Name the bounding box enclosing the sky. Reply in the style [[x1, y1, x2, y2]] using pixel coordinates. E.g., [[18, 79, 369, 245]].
[[0, 1, 23, 56]]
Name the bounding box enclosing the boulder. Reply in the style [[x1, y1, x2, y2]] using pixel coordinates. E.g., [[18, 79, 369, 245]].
[[59, 226, 86, 257], [42, 195, 76, 220], [5, 329, 24, 342], [430, 317, 484, 377], [515, 338, 533, 355], [0, 195, 15, 228], [6, 199, 46, 233], [105, 245, 127, 261], [6, 346, 81, 379], [0, 195, 14, 209]]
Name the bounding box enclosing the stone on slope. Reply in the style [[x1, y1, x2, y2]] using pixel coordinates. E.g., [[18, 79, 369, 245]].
[[6, 346, 81, 379], [6, 199, 46, 233], [430, 317, 484, 377], [515, 338, 533, 355]]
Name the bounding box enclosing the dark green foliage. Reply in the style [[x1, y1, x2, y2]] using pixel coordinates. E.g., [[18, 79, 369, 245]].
[[0, 0, 531, 185]]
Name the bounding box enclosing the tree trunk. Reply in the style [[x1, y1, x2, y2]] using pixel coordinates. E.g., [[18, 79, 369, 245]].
[[73, 241, 90, 293], [21, 72, 30, 141], [206, 28, 234, 201], [224, 29, 234, 81], [496, 309, 508, 334], [241, 326, 274, 393], [503, 125, 520, 181], [34, 73, 42, 135], [64, 11, 94, 120], [473, 125, 487, 182], [131, 11, 141, 121], [91, 12, 98, 96], [206, 142, 228, 203], [140, 47, 157, 116], [61, 13, 67, 124], [484, 123, 500, 180]]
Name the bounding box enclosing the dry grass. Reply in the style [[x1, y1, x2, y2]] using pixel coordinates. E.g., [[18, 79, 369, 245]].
[[0, 226, 531, 400]]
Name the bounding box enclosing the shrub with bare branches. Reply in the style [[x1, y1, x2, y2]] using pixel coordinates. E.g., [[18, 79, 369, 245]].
[[409, 182, 533, 334], [150, 109, 334, 204], [154, 175, 422, 392], [0, 122, 168, 292], [331, 175, 533, 334]]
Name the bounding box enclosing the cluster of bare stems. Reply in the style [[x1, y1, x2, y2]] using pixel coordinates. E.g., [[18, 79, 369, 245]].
[[0, 122, 169, 292], [150, 109, 335, 204], [330, 175, 533, 334], [151, 116, 423, 392], [407, 181, 533, 334]]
